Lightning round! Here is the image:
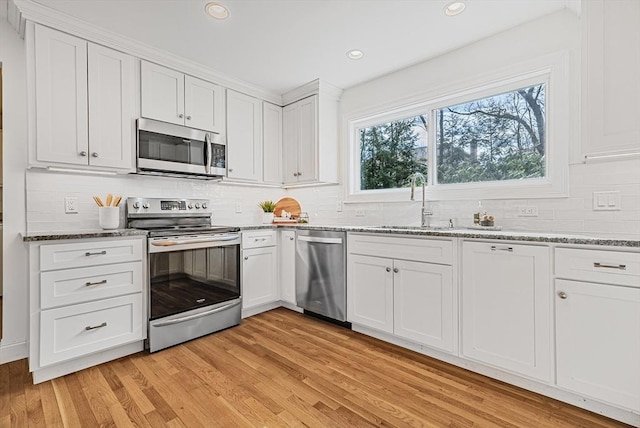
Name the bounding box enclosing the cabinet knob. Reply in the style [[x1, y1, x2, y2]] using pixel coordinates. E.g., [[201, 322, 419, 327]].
[[92, 152, 99, 158], [186, 115, 192, 120], [386, 267, 391, 272], [244, 256, 249, 260], [79, 151, 87, 157], [393, 267, 399, 273], [178, 113, 184, 119], [293, 172, 298, 177], [558, 291, 568, 299], [289, 237, 294, 240], [229, 168, 234, 172], [298, 172, 302, 176]]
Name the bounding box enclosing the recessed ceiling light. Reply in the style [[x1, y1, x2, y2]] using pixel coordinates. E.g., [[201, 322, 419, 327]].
[[347, 49, 364, 60], [205, 2, 229, 20], [444, 1, 466, 16]]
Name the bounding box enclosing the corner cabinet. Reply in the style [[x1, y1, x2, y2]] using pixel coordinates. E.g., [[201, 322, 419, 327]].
[[226, 90, 263, 181], [461, 241, 552, 382], [28, 237, 146, 383], [263, 102, 283, 184], [282, 80, 342, 186], [32, 24, 135, 171], [140, 61, 225, 133], [347, 233, 456, 354]]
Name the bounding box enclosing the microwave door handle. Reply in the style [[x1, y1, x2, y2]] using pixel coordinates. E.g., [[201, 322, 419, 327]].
[[204, 133, 212, 175]]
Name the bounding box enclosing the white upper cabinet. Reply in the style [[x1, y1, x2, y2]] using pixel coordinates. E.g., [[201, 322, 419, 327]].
[[461, 241, 552, 382], [226, 90, 263, 181], [33, 25, 134, 171], [87, 43, 135, 169], [282, 80, 341, 186], [140, 61, 224, 133], [582, 0, 640, 158], [263, 102, 283, 184]]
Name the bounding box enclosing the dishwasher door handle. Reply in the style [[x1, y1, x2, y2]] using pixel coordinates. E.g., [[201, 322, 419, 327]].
[[297, 236, 343, 244]]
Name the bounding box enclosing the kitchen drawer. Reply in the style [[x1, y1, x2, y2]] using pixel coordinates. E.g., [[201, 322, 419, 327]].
[[40, 238, 143, 271], [348, 233, 453, 265], [242, 230, 277, 249], [39, 294, 143, 367], [40, 261, 143, 309], [555, 248, 640, 287]]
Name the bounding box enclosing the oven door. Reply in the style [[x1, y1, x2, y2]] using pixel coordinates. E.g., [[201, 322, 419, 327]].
[[147, 235, 241, 351], [148, 235, 240, 320]]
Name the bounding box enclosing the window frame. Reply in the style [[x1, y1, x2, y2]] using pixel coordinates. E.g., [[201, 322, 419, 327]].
[[345, 53, 570, 203]]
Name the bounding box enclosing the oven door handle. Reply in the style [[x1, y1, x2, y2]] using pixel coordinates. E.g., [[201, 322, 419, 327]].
[[151, 235, 239, 247], [152, 300, 241, 327]]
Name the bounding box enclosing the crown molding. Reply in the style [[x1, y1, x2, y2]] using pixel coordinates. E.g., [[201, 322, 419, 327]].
[[281, 78, 343, 106], [13, 0, 283, 105], [5, 0, 26, 37]]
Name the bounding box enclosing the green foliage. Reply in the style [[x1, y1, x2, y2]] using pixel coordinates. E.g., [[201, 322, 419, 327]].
[[359, 117, 427, 190], [257, 200, 276, 212]]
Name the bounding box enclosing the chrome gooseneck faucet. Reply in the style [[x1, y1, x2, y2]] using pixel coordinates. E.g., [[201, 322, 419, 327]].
[[409, 172, 433, 227]]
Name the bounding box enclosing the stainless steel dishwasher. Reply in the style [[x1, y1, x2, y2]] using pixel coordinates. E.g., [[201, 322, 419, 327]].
[[295, 229, 348, 323]]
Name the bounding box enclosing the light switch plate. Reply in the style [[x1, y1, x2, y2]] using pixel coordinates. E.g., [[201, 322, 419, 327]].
[[355, 210, 365, 217], [517, 206, 539, 217], [593, 191, 621, 211], [336, 200, 343, 212], [235, 202, 242, 213]]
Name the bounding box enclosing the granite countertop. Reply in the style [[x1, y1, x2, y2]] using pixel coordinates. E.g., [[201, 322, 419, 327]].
[[22, 228, 148, 242], [21, 224, 639, 248], [240, 224, 640, 248]]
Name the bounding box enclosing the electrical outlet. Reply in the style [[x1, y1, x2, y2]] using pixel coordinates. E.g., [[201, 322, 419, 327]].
[[517, 206, 538, 217], [336, 200, 343, 212], [235, 202, 242, 213], [65, 197, 78, 214], [355, 210, 365, 217]]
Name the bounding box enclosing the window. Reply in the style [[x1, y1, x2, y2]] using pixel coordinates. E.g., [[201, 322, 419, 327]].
[[359, 114, 428, 190], [347, 59, 570, 201], [436, 84, 546, 185]]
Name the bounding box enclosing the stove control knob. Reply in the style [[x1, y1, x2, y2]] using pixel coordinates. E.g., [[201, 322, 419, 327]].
[[186, 203, 192, 209], [202, 203, 208, 209], [142, 202, 150, 209], [195, 203, 201, 209], [133, 202, 140, 209]]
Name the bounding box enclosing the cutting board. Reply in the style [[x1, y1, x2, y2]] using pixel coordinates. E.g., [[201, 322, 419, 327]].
[[274, 197, 301, 219]]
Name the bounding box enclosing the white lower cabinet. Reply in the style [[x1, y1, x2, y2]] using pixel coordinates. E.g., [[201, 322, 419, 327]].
[[279, 230, 296, 305], [242, 231, 278, 314], [461, 241, 552, 382], [347, 234, 455, 354], [29, 236, 146, 382], [555, 279, 640, 412]]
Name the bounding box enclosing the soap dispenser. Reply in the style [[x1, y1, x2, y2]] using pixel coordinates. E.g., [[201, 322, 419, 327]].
[[474, 201, 483, 224]]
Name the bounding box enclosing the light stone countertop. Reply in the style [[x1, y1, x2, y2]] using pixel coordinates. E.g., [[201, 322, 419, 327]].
[[240, 224, 640, 248], [22, 228, 148, 242], [21, 224, 639, 248]]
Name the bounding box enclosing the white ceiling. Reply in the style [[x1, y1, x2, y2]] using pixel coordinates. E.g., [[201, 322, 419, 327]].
[[31, 0, 579, 95]]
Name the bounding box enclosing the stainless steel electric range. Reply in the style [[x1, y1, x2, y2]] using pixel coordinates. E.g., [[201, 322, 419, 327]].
[[126, 197, 241, 352]]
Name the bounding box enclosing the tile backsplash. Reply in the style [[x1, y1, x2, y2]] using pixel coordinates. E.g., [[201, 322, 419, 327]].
[[26, 157, 640, 239]]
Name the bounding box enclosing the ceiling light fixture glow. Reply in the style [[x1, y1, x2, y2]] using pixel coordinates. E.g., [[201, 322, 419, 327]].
[[205, 2, 230, 20], [347, 49, 364, 60], [444, 1, 466, 16]]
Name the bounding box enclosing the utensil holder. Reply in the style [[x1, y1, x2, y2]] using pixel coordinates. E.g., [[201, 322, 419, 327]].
[[99, 207, 119, 230]]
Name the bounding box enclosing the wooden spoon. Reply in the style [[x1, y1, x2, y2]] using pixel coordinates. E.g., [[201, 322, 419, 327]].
[[113, 195, 122, 207], [106, 194, 113, 207], [93, 196, 104, 207]]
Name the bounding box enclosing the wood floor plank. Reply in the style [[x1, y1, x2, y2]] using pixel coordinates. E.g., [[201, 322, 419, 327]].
[[1, 308, 633, 427]]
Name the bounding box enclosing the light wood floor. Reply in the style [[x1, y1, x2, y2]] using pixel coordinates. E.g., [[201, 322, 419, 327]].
[[0, 308, 631, 427]]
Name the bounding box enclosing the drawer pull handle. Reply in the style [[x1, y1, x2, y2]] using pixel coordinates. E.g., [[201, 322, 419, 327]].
[[85, 251, 107, 256], [491, 246, 513, 252], [85, 322, 107, 331], [593, 262, 626, 270], [85, 279, 107, 287], [254, 238, 267, 242]]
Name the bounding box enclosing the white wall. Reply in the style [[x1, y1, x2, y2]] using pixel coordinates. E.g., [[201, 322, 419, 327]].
[[289, 10, 640, 239], [25, 171, 285, 232], [0, 9, 29, 362]]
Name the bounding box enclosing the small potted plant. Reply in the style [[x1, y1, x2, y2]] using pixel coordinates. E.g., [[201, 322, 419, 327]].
[[258, 200, 276, 224]]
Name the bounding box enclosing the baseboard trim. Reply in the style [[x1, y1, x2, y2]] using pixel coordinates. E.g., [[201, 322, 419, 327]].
[[0, 341, 29, 365]]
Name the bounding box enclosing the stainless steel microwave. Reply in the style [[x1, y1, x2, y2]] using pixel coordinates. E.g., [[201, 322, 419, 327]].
[[136, 118, 225, 179]]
